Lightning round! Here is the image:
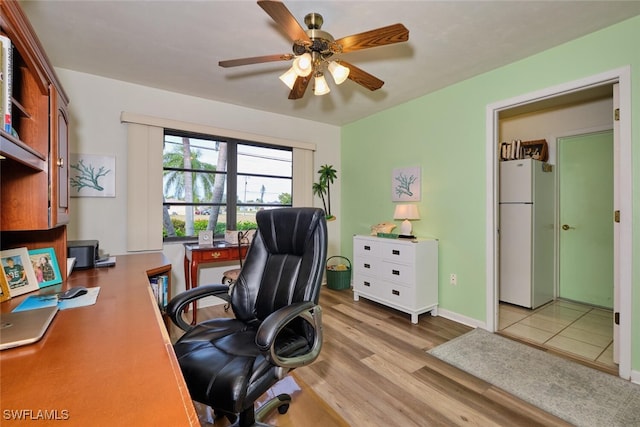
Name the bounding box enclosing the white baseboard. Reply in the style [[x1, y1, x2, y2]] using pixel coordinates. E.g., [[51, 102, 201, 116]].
[[437, 308, 486, 330], [630, 369, 640, 385]]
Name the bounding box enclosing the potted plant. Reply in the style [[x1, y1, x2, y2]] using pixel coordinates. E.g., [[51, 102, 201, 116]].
[[312, 164, 337, 220]]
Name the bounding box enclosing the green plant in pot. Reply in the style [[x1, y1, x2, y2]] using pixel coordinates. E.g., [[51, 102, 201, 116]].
[[312, 164, 337, 220]]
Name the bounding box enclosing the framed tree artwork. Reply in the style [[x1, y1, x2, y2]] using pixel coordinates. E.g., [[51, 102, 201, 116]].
[[392, 166, 421, 202], [69, 154, 116, 197]]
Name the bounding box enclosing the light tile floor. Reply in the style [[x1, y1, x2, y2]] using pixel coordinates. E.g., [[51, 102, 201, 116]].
[[499, 299, 615, 368]]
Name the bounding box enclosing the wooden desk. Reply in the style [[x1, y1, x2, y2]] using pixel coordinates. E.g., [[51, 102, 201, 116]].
[[0, 253, 198, 426], [183, 243, 248, 323]]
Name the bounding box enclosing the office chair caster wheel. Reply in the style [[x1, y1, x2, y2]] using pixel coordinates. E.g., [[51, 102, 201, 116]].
[[277, 403, 289, 414]]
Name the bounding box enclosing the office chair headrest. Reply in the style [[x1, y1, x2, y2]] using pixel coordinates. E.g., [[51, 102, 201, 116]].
[[256, 208, 325, 256]]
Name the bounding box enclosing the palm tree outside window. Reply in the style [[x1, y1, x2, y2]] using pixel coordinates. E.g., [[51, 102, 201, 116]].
[[162, 131, 293, 240]]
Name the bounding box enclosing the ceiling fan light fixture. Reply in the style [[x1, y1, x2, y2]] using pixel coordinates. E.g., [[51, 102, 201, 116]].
[[314, 73, 330, 96], [279, 67, 298, 89], [292, 53, 313, 77], [328, 61, 350, 85]]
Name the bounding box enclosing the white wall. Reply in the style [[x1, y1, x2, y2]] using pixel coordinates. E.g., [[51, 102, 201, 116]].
[[57, 68, 341, 298]]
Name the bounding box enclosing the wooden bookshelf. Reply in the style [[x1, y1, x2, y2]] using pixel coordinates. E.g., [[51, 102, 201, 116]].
[[0, 0, 70, 277]]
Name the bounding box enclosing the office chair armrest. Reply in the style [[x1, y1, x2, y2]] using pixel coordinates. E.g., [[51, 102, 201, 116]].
[[256, 302, 323, 368], [167, 284, 230, 331]]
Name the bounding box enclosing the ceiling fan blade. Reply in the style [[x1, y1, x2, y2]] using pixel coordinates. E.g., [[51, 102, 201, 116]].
[[258, 0, 310, 43], [219, 54, 294, 68], [288, 75, 311, 99], [338, 60, 384, 91], [335, 23, 409, 53]]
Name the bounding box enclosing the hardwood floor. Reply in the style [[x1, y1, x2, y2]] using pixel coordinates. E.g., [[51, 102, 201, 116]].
[[172, 287, 573, 426]]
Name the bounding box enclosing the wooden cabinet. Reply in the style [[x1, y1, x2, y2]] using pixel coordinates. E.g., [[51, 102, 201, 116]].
[[51, 85, 70, 225], [353, 235, 438, 324], [0, 1, 70, 277]]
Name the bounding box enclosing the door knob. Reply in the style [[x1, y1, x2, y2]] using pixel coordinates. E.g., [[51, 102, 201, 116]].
[[562, 224, 574, 230]]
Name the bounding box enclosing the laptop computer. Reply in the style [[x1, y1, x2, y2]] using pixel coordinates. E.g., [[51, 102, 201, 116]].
[[0, 306, 58, 351]]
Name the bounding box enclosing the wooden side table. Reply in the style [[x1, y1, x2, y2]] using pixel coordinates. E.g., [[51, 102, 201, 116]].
[[183, 243, 249, 323]]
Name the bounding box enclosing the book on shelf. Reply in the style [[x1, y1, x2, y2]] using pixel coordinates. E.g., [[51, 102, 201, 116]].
[[0, 34, 12, 133], [500, 139, 524, 161], [149, 275, 169, 311]]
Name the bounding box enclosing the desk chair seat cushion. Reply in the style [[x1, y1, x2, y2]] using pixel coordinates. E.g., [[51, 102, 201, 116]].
[[175, 323, 311, 413]]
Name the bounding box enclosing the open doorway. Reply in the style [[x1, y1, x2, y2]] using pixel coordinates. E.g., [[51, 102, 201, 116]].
[[485, 68, 632, 380], [499, 110, 615, 370]]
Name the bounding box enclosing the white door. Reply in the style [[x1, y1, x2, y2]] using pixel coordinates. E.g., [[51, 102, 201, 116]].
[[557, 131, 613, 307]]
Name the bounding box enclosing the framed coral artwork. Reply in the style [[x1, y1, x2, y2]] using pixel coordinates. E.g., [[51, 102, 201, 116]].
[[69, 154, 116, 197], [392, 166, 421, 202]]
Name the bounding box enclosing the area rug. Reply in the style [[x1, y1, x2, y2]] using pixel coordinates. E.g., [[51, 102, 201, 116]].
[[428, 328, 640, 427]]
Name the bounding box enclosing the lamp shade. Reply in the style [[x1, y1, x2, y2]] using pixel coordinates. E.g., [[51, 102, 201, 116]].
[[393, 204, 420, 220], [292, 53, 313, 77], [328, 61, 350, 85], [279, 67, 298, 90], [314, 73, 330, 95]]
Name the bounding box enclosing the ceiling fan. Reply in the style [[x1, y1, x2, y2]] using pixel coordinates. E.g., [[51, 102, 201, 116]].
[[219, 0, 409, 99]]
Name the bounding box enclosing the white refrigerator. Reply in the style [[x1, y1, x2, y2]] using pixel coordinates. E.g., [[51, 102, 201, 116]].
[[499, 159, 555, 309]]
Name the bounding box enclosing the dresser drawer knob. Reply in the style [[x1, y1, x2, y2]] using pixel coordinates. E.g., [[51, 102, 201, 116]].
[[392, 269, 400, 276], [364, 263, 370, 269], [364, 281, 371, 287], [392, 249, 400, 255], [392, 289, 400, 296], [364, 245, 371, 251]]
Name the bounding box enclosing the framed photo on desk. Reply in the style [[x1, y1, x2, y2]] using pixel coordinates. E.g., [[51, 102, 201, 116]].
[[28, 247, 63, 288], [0, 271, 10, 302], [0, 247, 39, 297]]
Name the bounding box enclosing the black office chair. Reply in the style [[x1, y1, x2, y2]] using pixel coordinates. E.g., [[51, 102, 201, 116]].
[[167, 207, 327, 427]]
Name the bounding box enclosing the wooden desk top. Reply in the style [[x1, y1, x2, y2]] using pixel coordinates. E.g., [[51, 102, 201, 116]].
[[0, 253, 198, 426]]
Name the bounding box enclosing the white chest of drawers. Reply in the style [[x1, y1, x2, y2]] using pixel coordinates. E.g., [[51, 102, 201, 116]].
[[352, 235, 438, 323]]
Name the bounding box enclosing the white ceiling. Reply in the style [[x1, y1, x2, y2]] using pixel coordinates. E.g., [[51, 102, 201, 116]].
[[20, 0, 640, 126]]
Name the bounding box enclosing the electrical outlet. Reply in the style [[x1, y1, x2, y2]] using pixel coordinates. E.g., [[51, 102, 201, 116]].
[[449, 273, 457, 286]]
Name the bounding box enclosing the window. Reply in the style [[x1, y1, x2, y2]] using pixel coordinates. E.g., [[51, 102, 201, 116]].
[[162, 130, 293, 240], [122, 112, 314, 252]]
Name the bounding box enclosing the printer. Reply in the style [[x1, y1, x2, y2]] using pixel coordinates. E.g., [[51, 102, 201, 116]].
[[67, 240, 99, 269]]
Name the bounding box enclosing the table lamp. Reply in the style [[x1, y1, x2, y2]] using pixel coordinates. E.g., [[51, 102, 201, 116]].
[[394, 204, 420, 238]]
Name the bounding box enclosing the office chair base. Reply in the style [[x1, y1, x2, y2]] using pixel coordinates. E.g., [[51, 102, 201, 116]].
[[230, 393, 291, 427], [256, 393, 291, 419]]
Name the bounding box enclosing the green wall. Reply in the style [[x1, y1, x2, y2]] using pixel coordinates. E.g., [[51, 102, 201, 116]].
[[341, 16, 640, 370]]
